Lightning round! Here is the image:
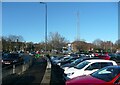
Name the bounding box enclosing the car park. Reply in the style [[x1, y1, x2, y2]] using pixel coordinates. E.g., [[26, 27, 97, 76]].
[[66, 66, 120, 85], [64, 59, 117, 80]]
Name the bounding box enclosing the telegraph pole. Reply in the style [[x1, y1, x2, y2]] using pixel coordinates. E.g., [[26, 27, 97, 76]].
[[77, 11, 80, 41]]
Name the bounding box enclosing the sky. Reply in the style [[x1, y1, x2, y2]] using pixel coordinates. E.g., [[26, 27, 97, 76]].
[[2, 2, 118, 43]]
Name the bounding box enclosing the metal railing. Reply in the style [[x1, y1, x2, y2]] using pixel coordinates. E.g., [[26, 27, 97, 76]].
[[2, 56, 33, 79]]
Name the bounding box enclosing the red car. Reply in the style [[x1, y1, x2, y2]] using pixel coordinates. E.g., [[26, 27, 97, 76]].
[[97, 55, 110, 60], [66, 66, 120, 85]]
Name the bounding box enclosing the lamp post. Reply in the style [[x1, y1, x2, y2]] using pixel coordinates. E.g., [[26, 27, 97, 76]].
[[40, 2, 47, 54]]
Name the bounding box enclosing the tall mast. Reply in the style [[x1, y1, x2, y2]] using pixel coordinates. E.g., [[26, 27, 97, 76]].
[[77, 11, 80, 41]]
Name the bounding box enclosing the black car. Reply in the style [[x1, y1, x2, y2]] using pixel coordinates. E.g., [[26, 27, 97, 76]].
[[110, 53, 120, 63], [61, 57, 78, 66], [2, 53, 24, 66]]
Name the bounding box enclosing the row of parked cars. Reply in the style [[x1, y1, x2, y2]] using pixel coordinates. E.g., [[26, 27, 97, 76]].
[[50, 53, 120, 85]]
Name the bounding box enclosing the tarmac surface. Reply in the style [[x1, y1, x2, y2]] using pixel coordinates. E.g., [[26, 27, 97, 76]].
[[2, 57, 47, 85]]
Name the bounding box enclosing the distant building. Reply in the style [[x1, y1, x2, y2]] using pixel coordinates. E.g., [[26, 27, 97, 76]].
[[62, 43, 72, 53]]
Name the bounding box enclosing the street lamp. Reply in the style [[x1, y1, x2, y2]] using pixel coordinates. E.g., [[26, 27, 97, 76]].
[[40, 2, 47, 54]]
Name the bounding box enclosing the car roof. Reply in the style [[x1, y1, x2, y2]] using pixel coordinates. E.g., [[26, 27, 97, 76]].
[[85, 59, 115, 63], [107, 65, 120, 69]]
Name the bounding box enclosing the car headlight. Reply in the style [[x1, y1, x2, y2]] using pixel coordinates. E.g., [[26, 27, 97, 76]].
[[57, 63, 61, 66], [1, 60, 3, 62]]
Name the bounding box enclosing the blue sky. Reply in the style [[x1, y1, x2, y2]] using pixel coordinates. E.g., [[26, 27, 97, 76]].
[[2, 2, 118, 43]]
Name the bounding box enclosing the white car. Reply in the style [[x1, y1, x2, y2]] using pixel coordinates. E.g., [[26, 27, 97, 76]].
[[64, 59, 117, 79]]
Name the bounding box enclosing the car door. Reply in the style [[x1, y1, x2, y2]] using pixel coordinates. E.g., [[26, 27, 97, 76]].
[[84, 62, 101, 75]]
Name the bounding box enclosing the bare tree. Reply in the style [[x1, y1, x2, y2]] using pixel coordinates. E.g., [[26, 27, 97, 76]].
[[2, 35, 24, 52], [93, 39, 103, 47], [8, 35, 24, 42], [48, 32, 68, 52]]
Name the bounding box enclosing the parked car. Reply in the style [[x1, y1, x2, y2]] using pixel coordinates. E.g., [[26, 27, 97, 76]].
[[2, 53, 24, 66], [64, 59, 117, 80], [108, 53, 116, 59], [29, 51, 36, 56], [96, 55, 110, 60], [66, 66, 120, 85], [61, 58, 85, 70], [110, 53, 120, 63], [51, 56, 65, 65], [54, 56, 78, 66], [61, 57, 101, 70], [60, 57, 78, 66]]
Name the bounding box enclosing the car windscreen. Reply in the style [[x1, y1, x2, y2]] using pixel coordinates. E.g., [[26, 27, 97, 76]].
[[74, 61, 90, 69], [7, 54, 19, 59], [71, 58, 83, 65], [91, 66, 120, 82]]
